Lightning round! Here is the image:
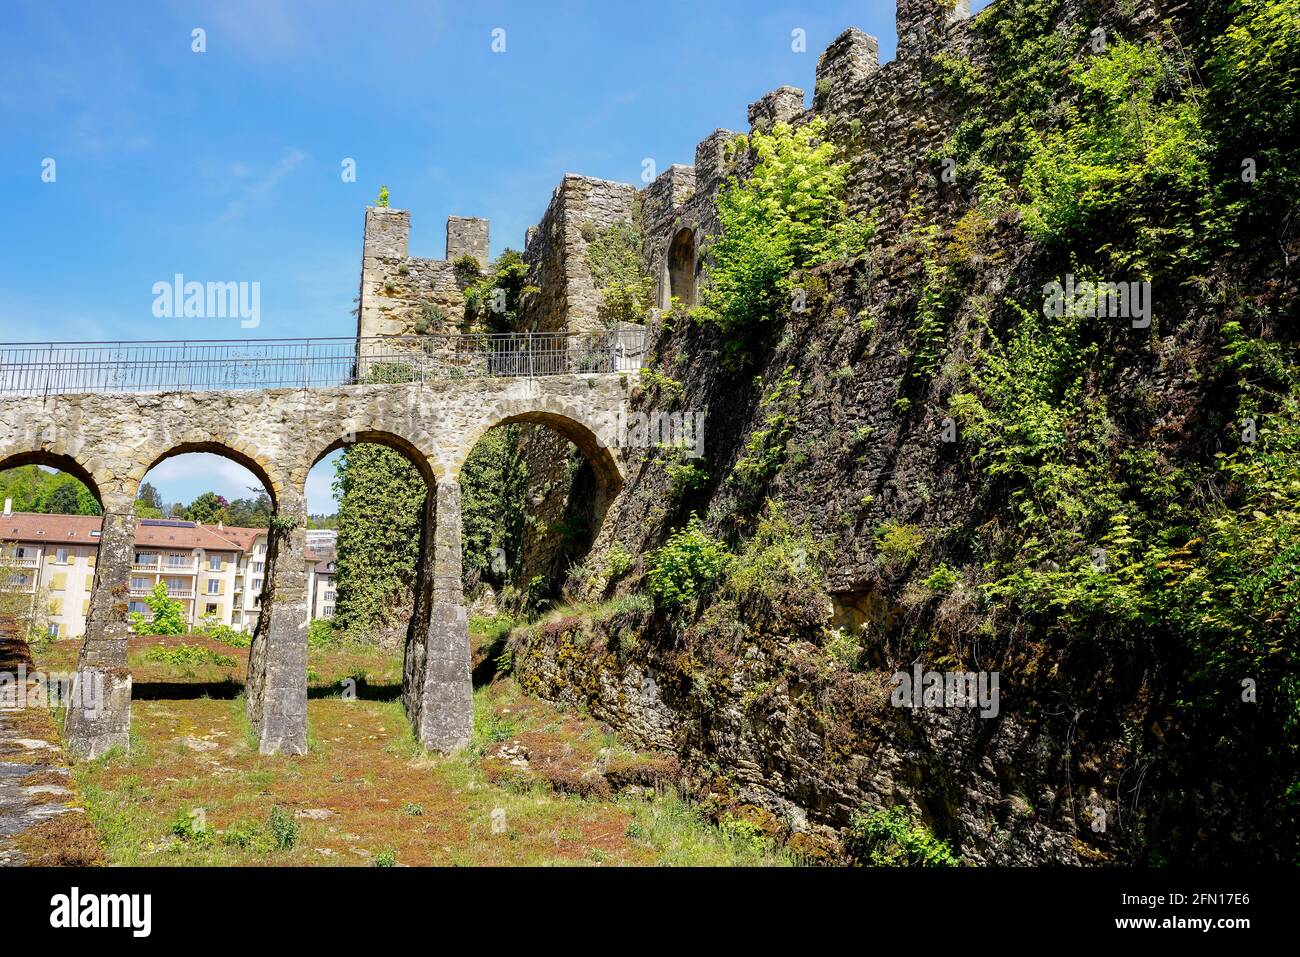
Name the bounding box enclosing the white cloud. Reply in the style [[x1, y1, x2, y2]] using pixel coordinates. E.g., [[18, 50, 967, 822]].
[[215, 148, 308, 224]]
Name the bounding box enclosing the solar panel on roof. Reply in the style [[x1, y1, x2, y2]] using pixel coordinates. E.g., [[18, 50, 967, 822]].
[[140, 519, 196, 528]]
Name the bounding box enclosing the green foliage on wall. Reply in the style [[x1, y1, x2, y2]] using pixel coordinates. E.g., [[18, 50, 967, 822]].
[[463, 249, 538, 332], [460, 425, 528, 587], [844, 806, 960, 867], [584, 210, 654, 326], [729, 366, 805, 504], [1020, 40, 1223, 276], [648, 513, 730, 609], [693, 118, 873, 339]]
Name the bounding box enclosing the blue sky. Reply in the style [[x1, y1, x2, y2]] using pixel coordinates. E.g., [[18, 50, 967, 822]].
[[0, 0, 989, 512]]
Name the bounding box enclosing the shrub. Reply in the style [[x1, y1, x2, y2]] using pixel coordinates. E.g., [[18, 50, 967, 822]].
[[875, 522, 924, 566], [725, 501, 826, 604], [170, 809, 211, 846], [693, 118, 873, 339], [844, 806, 959, 867], [648, 514, 730, 609], [307, 618, 339, 648], [267, 806, 298, 851], [196, 618, 251, 648], [823, 626, 865, 671], [665, 458, 710, 496], [143, 643, 236, 668], [452, 253, 482, 285], [607, 543, 634, 579], [922, 564, 962, 593]]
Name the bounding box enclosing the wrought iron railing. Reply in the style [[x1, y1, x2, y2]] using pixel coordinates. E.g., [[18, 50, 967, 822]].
[[0, 328, 647, 397]]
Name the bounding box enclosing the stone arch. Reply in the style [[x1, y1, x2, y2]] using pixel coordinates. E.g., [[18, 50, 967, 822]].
[[0, 449, 104, 508], [306, 428, 438, 490], [452, 406, 624, 495], [134, 440, 281, 509], [663, 226, 698, 309]]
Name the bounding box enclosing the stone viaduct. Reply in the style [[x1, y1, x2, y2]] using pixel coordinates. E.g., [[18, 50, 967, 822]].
[[0, 372, 634, 759]]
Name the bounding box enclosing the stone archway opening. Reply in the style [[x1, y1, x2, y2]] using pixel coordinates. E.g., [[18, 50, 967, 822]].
[[130, 447, 278, 641], [457, 410, 623, 626], [307, 430, 471, 752], [0, 451, 104, 643], [664, 227, 697, 309]]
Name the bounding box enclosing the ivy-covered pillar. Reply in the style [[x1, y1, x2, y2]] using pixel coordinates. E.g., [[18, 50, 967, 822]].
[[246, 490, 309, 756], [404, 477, 473, 751], [65, 495, 136, 759]]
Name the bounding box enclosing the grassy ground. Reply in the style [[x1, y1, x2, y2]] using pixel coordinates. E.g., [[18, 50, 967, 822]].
[[28, 627, 793, 867]]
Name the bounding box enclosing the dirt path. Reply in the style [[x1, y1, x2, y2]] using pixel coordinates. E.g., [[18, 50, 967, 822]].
[[0, 624, 102, 866]]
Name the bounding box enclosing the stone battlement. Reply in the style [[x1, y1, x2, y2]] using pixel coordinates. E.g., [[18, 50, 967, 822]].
[[359, 0, 979, 342]]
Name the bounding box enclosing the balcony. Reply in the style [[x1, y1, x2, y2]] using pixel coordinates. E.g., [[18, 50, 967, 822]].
[[9, 557, 38, 568], [130, 587, 193, 599], [131, 559, 197, 573]]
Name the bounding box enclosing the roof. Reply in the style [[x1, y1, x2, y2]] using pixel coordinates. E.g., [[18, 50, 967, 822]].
[[0, 511, 256, 553], [306, 544, 337, 564], [207, 525, 263, 551]]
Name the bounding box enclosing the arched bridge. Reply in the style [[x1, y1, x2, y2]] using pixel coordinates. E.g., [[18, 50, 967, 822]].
[[0, 332, 644, 759]]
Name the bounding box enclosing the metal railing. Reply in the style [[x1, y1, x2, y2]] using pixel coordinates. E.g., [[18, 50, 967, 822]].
[[0, 328, 648, 397]]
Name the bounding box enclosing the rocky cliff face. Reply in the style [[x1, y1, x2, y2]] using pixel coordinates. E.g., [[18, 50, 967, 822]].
[[504, 0, 1300, 864]]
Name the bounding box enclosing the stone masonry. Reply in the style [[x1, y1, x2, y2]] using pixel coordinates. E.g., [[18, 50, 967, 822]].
[[0, 375, 633, 757]]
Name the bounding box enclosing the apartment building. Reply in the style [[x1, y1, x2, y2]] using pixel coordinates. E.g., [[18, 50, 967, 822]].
[[0, 505, 337, 638]]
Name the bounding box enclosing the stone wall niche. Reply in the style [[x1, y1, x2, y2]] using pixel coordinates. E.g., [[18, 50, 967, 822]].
[[663, 227, 698, 309]]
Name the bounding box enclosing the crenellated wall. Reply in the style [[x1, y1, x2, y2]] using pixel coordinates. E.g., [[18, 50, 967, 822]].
[[357, 207, 493, 342]]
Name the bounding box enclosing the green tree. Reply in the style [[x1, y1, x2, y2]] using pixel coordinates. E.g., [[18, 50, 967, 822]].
[[184, 491, 230, 524], [131, 582, 187, 636], [136, 482, 164, 519]]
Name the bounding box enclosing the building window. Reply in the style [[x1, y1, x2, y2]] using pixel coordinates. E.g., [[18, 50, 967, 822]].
[[253, 561, 264, 574], [56, 547, 68, 563], [252, 578, 263, 591], [48, 623, 59, 637], [131, 577, 148, 590], [209, 555, 221, 571], [15, 547, 26, 559], [205, 603, 218, 615], [324, 591, 335, 601], [167, 554, 186, 567], [207, 579, 220, 595]]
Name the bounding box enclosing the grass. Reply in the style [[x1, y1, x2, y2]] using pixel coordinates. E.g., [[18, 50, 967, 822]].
[[30, 622, 788, 867]]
